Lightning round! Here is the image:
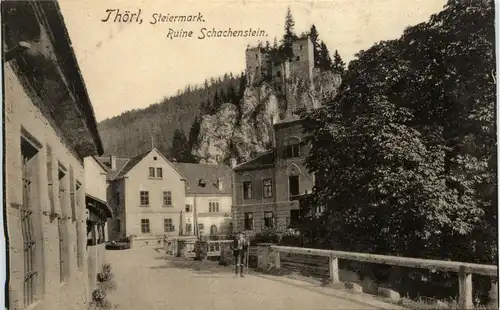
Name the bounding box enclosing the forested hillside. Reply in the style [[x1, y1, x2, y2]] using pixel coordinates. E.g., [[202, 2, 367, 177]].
[[97, 73, 243, 159], [97, 8, 344, 161]]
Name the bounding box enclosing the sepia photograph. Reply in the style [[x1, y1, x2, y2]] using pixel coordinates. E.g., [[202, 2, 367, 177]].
[[1, 0, 498, 309]]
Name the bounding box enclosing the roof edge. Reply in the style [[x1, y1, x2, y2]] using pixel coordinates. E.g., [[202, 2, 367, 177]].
[[49, 1, 104, 156]]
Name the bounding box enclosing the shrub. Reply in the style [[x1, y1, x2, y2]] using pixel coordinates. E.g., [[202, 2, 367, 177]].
[[97, 279, 117, 292], [91, 288, 107, 303], [96, 263, 116, 292], [102, 263, 112, 274], [97, 271, 113, 283]]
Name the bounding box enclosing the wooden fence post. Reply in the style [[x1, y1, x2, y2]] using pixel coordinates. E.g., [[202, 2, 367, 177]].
[[329, 255, 339, 284], [458, 266, 473, 309]]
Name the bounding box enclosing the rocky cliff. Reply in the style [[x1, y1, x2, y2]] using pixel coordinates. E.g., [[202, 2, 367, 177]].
[[194, 71, 342, 164]]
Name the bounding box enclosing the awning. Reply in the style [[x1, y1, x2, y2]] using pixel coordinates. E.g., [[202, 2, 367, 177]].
[[86, 194, 113, 219]]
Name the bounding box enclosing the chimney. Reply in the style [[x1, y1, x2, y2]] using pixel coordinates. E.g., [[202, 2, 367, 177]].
[[230, 158, 237, 169], [109, 155, 116, 171]]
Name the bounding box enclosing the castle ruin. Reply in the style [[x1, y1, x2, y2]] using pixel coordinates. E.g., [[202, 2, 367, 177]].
[[245, 36, 315, 87]]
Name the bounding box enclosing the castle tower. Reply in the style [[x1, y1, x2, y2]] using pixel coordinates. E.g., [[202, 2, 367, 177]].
[[245, 45, 264, 84], [290, 36, 314, 82]]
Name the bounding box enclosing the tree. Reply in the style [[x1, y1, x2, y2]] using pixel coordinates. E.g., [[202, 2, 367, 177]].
[[273, 37, 278, 50], [318, 41, 333, 71], [299, 0, 495, 268], [282, 6, 297, 60], [265, 40, 271, 52], [309, 24, 322, 68], [171, 128, 195, 163], [188, 117, 201, 150], [331, 50, 345, 76]]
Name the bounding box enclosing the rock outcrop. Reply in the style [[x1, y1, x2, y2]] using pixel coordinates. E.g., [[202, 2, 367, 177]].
[[193, 71, 342, 164]]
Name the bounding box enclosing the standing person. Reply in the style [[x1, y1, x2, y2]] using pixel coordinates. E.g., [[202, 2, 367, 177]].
[[232, 232, 246, 278]]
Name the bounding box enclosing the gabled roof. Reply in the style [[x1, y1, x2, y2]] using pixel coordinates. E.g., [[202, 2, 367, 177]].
[[96, 148, 186, 181], [90, 156, 110, 174], [114, 150, 150, 179], [95, 156, 130, 180], [172, 163, 232, 195], [233, 150, 276, 172]]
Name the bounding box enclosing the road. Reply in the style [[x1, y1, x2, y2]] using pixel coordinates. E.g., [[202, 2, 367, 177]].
[[105, 247, 403, 310]]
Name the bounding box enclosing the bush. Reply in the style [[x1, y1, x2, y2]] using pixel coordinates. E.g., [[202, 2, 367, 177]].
[[91, 288, 107, 303], [88, 298, 114, 310], [96, 263, 116, 292], [102, 263, 112, 274], [249, 227, 301, 246]]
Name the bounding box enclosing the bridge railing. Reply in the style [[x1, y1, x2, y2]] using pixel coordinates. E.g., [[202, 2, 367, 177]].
[[255, 244, 498, 309], [206, 240, 233, 257]]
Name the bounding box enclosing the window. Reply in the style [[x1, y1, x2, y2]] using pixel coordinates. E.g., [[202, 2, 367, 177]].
[[255, 53, 258, 59], [140, 191, 149, 206], [58, 164, 69, 283], [216, 178, 223, 190], [149, 167, 155, 178], [156, 168, 163, 178], [185, 223, 192, 234], [209, 202, 219, 212], [290, 210, 300, 227], [69, 166, 76, 221], [163, 191, 172, 207], [243, 181, 252, 200], [285, 144, 301, 158], [75, 181, 83, 269], [277, 71, 281, 78], [198, 223, 204, 232], [185, 204, 192, 212], [46, 144, 55, 214], [289, 176, 300, 200], [164, 218, 174, 232], [21, 135, 40, 306], [314, 173, 326, 188], [141, 219, 150, 233], [210, 225, 218, 235], [300, 44, 303, 50], [264, 211, 274, 228], [244, 213, 254, 230], [263, 179, 272, 198], [115, 191, 120, 205], [296, 56, 300, 61]]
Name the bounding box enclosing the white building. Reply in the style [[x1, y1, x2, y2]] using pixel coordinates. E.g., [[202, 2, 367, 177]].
[[172, 163, 233, 238]]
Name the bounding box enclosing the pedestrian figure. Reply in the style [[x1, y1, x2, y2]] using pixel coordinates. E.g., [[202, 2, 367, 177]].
[[232, 231, 247, 278]]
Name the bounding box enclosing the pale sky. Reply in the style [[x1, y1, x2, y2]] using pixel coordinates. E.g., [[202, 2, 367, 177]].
[[59, 0, 447, 122]]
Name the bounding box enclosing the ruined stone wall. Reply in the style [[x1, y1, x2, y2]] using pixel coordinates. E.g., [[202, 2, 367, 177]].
[[290, 37, 314, 81], [245, 47, 264, 84]]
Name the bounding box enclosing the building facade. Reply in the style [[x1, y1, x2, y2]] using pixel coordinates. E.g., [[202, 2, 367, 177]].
[[4, 1, 105, 309], [83, 156, 112, 295], [173, 163, 233, 238], [231, 117, 315, 233], [98, 149, 187, 247], [233, 35, 340, 234]]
